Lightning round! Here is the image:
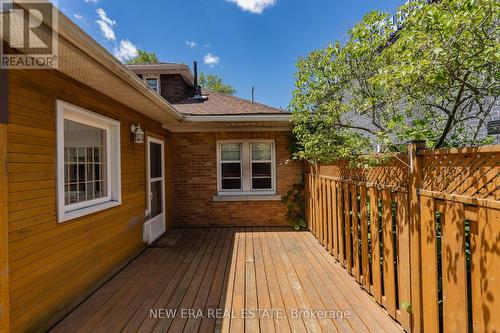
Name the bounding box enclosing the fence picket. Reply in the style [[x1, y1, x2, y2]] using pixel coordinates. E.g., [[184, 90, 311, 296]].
[[396, 193, 411, 332], [338, 183, 345, 265], [326, 180, 333, 253], [370, 187, 382, 303], [382, 189, 396, 317], [351, 184, 360, 282], [332, 180, 339, 259], [471, 207, 500, 332], [344, 183, 352, 273], [442, 201, 468, 333], [320, 178, 326, 245], [420, 195, 439, 333], [314, 175, 320, 238], [360, 186, 370, 291]]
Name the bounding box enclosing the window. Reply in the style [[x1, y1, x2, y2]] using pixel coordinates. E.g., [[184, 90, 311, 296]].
[[220, 143, 242, 190], [217, 140, 276, 195], [145, 76, 159, 93], [251, 143, 273, 190], [57, 101, 121, 222]]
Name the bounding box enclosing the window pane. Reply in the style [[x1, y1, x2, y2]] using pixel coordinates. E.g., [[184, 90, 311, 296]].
[[150, 180, 163, 218], [69, 164, 77, 183], [252, 178, 272, 189], [150, 142, 162, 179], [221, 143, 241, 161], [222, 179, 241, 190], [252, 143, 272, 161], [146, 78, 158, 92], [252, 162, 271, 177], [64, 119, 108, 205], [222, 163, 241, 178]]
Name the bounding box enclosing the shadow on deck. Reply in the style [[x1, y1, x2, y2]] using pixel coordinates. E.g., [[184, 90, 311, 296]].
[[50, 227, 404, 333]]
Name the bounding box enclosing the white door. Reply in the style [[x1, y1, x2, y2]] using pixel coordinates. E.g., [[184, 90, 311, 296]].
[[144, 137, 166, 244]]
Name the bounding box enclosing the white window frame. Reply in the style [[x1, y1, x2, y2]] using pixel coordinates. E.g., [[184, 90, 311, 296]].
[[144, 75, 160, 94], [216, 140, 276, 196], [56, 100, 122, 223]]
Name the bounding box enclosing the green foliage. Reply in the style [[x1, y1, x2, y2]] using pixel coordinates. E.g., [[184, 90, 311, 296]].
[[290, 0, 500, 164], [198, 73, 236, 95], [400, 301, 412, 314], [281, 181, 307, 231], [125, 50, 159, 64]]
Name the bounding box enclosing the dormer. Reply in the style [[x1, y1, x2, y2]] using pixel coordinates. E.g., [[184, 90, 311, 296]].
[[126, 63, 196, 103]]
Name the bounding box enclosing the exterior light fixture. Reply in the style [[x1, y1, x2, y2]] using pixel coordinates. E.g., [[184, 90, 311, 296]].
[[131, 124, 144, 144]]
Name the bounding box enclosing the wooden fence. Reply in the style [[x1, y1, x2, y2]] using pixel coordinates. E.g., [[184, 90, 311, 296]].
[[305, 142, 499, 333]]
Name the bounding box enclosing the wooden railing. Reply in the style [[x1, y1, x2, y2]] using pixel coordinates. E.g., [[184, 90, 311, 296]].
[[305, 142, 500, 333]]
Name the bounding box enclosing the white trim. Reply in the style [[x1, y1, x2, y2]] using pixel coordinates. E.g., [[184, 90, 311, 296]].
[[213, 195, 281, 202], [164, 124, 292, 133], [127, 64, 194, 86], [144, 75, 160, 94], [56, 100, 121, 223], [144, 136, 166, 244], [183, 114, 291, 122], [216, 139, 276, 197]]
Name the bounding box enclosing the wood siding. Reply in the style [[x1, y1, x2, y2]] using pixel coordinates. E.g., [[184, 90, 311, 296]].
[[6, 69, 172, 332], [1, 124, 9, 333]]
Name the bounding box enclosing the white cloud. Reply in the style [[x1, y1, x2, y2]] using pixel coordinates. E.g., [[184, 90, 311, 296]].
[[185, 41, 197, 48], [96, 8, 116, 41], [204, 43, 211, 48], [74, 13, 84, 20], [113, 40, 139, 62], [226, 0, 276, 14], [85, 0, 99, 3], [203, 53, 220, 67], [96, 8, 115, 26]]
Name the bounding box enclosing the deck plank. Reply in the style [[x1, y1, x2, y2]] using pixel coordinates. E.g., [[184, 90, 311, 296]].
[[252, 228, 276, 333], [50, 228, 403, 333]]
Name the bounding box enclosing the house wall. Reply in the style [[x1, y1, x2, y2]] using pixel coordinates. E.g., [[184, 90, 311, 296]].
[[1, 67, 9, 333], [6, 69, 173, 332], [1, 124, 9, 333], [171, 131, 304, 227]]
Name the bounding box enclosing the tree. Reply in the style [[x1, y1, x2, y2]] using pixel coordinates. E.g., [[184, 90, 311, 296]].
[[125, 50, 159, 65], [290, 0, 499, 164], [198, 73, 236, 95]]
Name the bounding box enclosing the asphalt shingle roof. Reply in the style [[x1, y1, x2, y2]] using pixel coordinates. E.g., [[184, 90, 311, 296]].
[[172, 90, 289, 116]]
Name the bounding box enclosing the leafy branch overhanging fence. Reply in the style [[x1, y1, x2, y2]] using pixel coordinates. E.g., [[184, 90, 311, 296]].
[[305, 142, 499, 333]]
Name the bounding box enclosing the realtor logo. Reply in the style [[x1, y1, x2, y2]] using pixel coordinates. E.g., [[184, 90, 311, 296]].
[[0, 0, 58, 69]]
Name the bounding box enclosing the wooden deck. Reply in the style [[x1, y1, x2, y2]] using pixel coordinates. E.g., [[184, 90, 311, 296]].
[[50, 228, 403, 333]]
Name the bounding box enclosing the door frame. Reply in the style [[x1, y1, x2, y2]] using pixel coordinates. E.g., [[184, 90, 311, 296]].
[[144, 136, 166, 244]]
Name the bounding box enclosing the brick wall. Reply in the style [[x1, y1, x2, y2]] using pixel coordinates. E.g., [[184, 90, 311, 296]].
[[171, 131, 304, 227]]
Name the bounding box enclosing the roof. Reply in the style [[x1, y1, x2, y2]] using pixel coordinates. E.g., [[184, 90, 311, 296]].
[[126, 63, 195, 86], [11, 3, 290, 131], [173, 90, 289, 116], [11, 4, 184, 124]]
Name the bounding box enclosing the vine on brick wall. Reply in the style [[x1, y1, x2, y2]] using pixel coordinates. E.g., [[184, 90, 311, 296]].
[[281, 181, 307, 231]]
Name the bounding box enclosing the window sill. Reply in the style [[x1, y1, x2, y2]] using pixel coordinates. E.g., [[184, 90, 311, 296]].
[[58, 200, 121, 223], [213, 194, 282, 202]]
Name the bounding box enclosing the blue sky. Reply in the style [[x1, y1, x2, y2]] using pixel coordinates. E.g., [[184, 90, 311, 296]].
[[56, 0, 404, 109]]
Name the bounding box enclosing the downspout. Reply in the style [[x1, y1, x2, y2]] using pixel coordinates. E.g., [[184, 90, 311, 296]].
[[0, 67, 10, 332]]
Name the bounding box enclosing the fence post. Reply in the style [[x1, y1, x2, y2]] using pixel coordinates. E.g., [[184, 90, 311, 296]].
[[408, 141, 425, 333]]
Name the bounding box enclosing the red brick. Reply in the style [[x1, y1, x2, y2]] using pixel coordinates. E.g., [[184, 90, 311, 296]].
[[171, 131, 304, 227]]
